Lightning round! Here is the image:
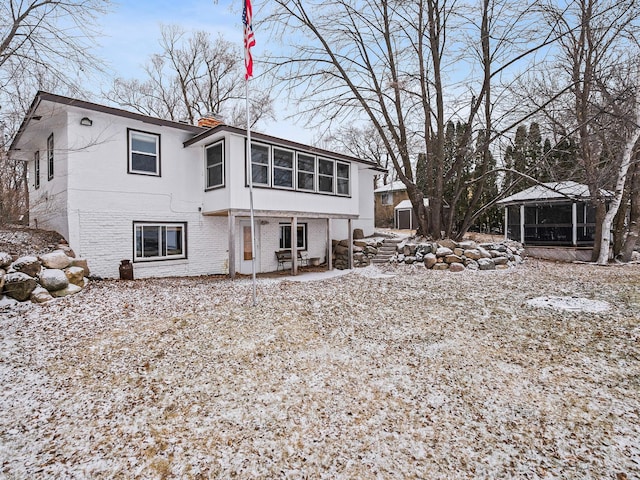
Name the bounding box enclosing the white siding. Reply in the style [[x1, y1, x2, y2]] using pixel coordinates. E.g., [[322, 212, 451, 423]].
[[15, 97, 378, 278], [23, 110, 70, 239]]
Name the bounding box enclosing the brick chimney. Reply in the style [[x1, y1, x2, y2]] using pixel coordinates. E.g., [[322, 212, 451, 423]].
[[197, 113, 224, 128]]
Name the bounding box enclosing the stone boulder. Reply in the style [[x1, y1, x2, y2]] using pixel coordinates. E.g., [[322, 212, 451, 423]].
[[40, 250, 72, 269], [477, 258, 496, 271], [50, 283, 83, 298], [0, 269, 4, 291], [0, 252, 12, 269], [56, 244, 76, 258], [353, 228, 364, 239], [334, 244, 349, 256], [432, 263, 449, 271], [449, 262, 465, 272], [11, 256, 41, 278], [437, 239, 458, 250], [70, 258, 90, 277], [424, 253, 437, 269], [39, 269, 69, 292], [64, 266, 85, 287], [30, 286, 54, 304], [436, 246, 454, 257], [464, 249, 482, 260], [493, 256, 509, 266], [3, 272, 38, 301], [445, 254, 463, 264]]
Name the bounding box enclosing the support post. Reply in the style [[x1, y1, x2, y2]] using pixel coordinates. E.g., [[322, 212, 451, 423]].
[[572, 202, 578, 246], [326, 218, 332, 271], [347, 219, 353, 269], [520, 204, 525, 244], [228, 212, 236, 279], [291, 216, 298, 276], [504, 207, 508, 241]]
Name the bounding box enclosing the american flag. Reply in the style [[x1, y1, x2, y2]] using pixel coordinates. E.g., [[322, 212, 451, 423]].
[[243, 0, 256, 80]]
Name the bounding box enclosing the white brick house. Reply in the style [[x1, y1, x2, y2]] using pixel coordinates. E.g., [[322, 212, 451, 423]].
[[9, 92, 382, 279]]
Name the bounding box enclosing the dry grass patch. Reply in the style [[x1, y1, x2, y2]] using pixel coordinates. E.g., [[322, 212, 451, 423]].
[[1, 262, 639, 478]]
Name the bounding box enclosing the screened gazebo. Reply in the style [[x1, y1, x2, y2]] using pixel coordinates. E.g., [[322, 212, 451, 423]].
[[497, 181, 612, 247]]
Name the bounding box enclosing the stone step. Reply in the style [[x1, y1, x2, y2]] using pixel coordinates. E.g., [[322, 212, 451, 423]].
[[371, 258, 392, 264]]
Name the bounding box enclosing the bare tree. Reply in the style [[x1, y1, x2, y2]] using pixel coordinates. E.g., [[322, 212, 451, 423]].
[[536, 0, 640, 261], [265, 0, 559, 239], [1, 0, 110, 224], [326, 123, 403, 187], [107, 25, 274, 128]]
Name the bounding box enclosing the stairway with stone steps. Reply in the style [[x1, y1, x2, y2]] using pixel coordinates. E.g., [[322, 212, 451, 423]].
[[371, 237, 403, 264]]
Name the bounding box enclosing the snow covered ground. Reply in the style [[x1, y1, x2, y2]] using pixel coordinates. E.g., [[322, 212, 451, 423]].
[[1, 261, 639, 479]]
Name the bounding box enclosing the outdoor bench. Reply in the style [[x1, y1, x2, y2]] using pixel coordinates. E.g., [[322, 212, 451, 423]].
[[275, 250, 308, 270]]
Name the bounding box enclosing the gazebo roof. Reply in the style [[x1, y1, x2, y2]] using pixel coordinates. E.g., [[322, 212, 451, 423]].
[[497, 181, 612, 205]]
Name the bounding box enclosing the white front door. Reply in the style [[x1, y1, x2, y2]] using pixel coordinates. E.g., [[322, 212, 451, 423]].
[[240, 220, 259, 275]]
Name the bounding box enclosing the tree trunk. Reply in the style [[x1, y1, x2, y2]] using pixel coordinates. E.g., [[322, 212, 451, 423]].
[[621, 160, 640, 261], [596, 91, 640, 264]]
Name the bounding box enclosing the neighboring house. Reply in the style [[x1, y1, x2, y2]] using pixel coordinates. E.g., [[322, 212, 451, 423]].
[[373, 181, 408, 227], [497, 181, 612, 261], [9, 92, 383, 279]]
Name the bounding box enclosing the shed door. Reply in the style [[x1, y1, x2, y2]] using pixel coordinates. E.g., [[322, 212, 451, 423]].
[[397, 209, 412, 229]]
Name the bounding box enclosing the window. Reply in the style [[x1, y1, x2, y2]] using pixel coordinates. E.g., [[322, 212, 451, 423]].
[[337, 162, 350, 195], [205, 141, 224, 189], [279, 223, 307, 250], [134, 222, 186, 261], [251, 143, 269, 185], [129, 130, 160, 175], [318, 158, 334, 193], [381, 192, 393, 206], [47, 133, 54, 180], [273, 148, 294, 188], [297, 154, 315, 191], [243, 139, 351, 196], [34, 151, 40, 189]]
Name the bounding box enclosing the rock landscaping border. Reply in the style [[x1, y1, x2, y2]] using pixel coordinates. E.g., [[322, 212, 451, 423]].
[[0, 245, 90, 308], [334, 234, 525, 271]]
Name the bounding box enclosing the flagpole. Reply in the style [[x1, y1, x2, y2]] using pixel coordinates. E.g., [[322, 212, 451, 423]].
[[244, 0, 257, 306], [247, 80, 257, 306]]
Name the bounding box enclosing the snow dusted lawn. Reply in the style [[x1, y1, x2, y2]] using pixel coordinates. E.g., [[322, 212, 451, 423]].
[[1, 262, 639, 479]]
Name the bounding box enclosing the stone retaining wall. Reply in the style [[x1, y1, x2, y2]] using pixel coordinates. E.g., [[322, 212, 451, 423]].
[[390, 238, 525, 271], [334, 236, 525, 271], [0, 245, 90, 307]]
